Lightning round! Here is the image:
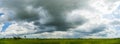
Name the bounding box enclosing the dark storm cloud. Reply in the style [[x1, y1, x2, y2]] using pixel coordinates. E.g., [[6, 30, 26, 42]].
[[1, 0, 88, 32], [2, 0, 39, 21], [15, 10, 40, 21], [31, 0, 88, 31]]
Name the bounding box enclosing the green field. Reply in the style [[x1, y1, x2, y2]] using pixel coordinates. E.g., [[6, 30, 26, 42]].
[[0, 39, 120, 44]]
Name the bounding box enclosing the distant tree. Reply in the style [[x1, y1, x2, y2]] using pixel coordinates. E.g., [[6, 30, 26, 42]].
[[13, 36, 21, 40], [24, 36, 26, 38]]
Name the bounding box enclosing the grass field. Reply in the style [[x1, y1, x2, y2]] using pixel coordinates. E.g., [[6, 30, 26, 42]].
[[0, 39, 120, 44]]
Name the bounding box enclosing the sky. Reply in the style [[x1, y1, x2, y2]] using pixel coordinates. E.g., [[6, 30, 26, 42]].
[[0, 0, 120, 38]]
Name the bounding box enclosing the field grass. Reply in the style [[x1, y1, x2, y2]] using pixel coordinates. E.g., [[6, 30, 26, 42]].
[[0, 38, 120, 44]]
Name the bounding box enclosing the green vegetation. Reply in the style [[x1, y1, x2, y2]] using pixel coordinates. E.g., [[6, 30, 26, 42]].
[[0, 38, 120, 44]]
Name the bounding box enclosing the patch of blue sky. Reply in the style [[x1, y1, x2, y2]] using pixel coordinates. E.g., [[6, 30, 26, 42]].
[[1, 22, 12, 32], [0, 8, 14, 32], [0, 13, 4, 16]]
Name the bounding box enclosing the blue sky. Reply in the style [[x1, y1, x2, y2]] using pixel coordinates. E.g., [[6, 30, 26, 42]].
[[0, 13, 3, 16], [1, 22, 12, 32], [0, 13, 12, 32]]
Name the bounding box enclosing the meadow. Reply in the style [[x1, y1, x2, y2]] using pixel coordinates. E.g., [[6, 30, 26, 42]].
[[0, 38, 120, 44]]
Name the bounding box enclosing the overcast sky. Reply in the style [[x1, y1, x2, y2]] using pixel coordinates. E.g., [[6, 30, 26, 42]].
[[0, 0, 120, 38]]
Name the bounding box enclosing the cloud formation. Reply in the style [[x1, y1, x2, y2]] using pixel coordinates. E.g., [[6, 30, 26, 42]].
[[0, 0, 120, 38]]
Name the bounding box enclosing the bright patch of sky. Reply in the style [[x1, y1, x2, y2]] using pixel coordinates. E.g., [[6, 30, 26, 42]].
[[1, 22, 12, 32], [0, 8, 13, 32], [0, 12, 12, 32]]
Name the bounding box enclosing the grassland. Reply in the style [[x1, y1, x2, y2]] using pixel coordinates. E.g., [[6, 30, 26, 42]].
[[0, 38, 120, 44]]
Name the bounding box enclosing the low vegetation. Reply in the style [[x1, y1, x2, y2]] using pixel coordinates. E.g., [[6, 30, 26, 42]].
[[0, 38, 120, 44]]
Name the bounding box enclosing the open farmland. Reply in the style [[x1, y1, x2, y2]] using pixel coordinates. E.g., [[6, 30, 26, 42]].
[[0, 39, 120, 44]]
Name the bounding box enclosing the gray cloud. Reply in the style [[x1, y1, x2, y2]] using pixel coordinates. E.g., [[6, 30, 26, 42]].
[[1, 0, 113, 38], [1, 0, 88, 32], [1, 0, 120, 38], [110, 21, 120, 25], [31, 0, 88, 31], [70, 24, 106, 38]]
